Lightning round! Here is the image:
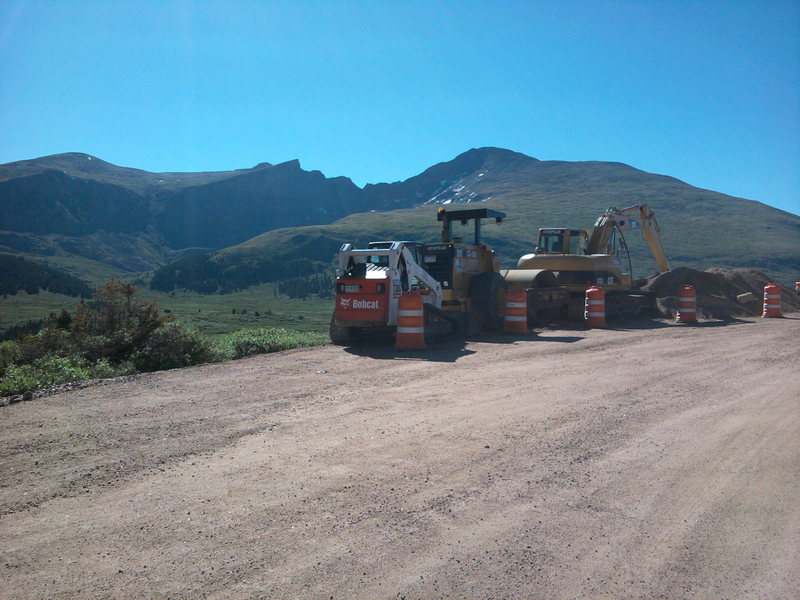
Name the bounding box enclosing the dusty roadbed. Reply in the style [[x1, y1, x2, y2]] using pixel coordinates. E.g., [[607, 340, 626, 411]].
[[2, 317, 798, 599]]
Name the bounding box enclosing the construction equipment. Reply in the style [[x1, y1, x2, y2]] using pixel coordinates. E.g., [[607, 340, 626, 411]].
[[504, 203, 670, 321], [330, 208, 508, 344]]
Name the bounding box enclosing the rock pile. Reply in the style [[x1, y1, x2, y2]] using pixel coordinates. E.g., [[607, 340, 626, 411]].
[[642, 266, 799, 320]]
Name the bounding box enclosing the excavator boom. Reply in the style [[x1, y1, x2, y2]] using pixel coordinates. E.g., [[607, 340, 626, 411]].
[[587, 203, 670, 272]]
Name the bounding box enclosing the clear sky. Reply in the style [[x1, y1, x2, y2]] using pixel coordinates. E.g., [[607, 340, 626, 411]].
[[1, 0, 798, 214]]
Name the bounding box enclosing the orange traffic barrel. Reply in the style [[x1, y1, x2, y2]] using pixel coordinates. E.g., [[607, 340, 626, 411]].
[[584, 286, 605, 328], [504, 288, 528, 334], [795, 280, 799, 294], [396, 293, 426, 349], [762, 283, 782, 318], [676, 285, 697, 323]]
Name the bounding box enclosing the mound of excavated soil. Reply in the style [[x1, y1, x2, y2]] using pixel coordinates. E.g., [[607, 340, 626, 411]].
[[642, 266, 799, 320]]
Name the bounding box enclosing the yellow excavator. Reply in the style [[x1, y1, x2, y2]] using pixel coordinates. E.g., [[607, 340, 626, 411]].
[[504, 203, 671, 321]]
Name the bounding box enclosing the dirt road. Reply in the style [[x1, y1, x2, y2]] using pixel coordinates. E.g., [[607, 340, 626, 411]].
[[2, 317, 798, 599]]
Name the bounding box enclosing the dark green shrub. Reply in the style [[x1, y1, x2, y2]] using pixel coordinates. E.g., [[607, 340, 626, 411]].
[[0, 355, 128, 396], [132, 321, 214, 372], [0, 340, 21, 378], [16, 327, 74, 364], [221, 328, 327, 359], [78, 333, 130, 362], [54, 309, 73, 330]]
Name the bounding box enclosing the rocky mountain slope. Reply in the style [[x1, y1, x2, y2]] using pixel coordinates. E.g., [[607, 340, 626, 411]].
[[1, 148, 798, 287], [0, 153, 374, 275]]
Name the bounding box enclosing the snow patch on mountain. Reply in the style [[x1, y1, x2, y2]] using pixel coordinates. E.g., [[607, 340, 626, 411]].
[[423, 169, 491, 205]]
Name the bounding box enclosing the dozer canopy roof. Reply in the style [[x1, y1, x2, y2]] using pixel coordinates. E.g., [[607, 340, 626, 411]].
[[436, 207, 505, 245], [435, 208, 506, 223]]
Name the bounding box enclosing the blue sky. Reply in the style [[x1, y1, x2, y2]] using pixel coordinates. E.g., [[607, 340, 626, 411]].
[[1, 0, 798, 214]]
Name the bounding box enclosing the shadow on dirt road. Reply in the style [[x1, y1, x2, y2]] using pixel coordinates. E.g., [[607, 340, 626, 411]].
[[342, 338, 476, 362]]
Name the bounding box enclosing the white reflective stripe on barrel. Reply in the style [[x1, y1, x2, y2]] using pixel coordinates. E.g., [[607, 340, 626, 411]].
[[585, 312, 605, 317], [678, 308, 696, 313], [504, 316, 527, 322], [398, 310, 424, 317], [396, 327, 424, 334], [506, 302, 526, 308]]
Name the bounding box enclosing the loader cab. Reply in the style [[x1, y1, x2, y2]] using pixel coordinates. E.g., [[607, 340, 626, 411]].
[[535, 229, 588, 255], [360, 241, 429, 292], [340, 241, 423, 273]]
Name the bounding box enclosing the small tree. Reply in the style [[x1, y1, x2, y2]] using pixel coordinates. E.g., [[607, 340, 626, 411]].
[[55, 309, 72, 330], [71, 279, 166, 361]]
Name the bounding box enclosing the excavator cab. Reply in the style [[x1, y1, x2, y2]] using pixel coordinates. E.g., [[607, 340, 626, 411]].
[[535, 229, 589, 255]]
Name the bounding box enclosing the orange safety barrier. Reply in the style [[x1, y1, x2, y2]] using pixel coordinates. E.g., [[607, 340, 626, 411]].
[[584, 286, 605, 328], [504, 288, 528, 334], [762, 283, 782, 318], [676, 285, 697, 323], [395, 293, 426, 349]]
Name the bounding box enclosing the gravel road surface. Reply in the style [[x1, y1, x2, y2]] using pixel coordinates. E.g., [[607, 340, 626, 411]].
[[2, 316, 798, 599]]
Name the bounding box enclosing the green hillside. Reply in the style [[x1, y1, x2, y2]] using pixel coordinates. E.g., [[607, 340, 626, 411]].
[[151, 158, 800, 293]]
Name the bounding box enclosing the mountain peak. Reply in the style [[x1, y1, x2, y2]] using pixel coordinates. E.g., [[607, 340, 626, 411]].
[[274, 159, 302, 170], [456, 147, 538, 163], [3, 151, 119, 172], [372, 146, 539, 207]]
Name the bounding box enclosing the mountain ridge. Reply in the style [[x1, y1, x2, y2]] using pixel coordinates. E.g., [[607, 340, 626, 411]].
[[1, 148, 797, 287]]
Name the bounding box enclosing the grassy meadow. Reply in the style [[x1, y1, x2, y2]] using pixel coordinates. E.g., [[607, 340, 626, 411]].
[[0, 280, 332, 397], [0, 283, 333, 339]]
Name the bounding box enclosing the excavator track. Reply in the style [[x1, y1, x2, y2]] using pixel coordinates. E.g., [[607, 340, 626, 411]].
[[564, 291, 657, 322], [605, 291, 657, 320]]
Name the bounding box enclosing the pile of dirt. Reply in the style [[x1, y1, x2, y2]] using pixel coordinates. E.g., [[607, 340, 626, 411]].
[[642, 266, 799, 320]]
